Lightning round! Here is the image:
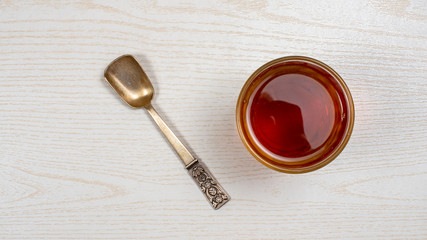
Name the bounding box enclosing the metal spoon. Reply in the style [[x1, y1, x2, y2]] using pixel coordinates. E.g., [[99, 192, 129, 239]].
[[104, 55, 230, 209]]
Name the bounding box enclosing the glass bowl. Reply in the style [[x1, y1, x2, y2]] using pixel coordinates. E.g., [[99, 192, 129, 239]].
[[236, 56, 354, 173]]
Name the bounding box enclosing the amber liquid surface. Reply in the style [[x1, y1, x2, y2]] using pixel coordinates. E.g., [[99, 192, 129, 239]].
[[246, 61, 349, 164]]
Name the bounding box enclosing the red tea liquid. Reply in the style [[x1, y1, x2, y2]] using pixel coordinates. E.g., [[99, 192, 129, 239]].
[[246, 61, 349, 164]]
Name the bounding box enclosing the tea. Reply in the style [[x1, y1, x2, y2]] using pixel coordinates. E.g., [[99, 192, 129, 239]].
[[249, 72, 337, 159]]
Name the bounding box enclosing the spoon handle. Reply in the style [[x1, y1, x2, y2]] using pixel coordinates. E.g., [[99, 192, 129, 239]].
[[145, 104, 195, 166], [145, 104, 230, 209]]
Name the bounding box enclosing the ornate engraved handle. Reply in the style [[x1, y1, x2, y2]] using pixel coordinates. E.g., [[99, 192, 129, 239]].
[[187, 161, 230, 210]]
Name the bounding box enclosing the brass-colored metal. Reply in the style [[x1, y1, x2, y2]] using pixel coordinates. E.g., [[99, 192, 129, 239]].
[[104, 55, 230, 209], [104, 55, 154, 108], [145, 103, 195, 166], [188, 162, 229, 209]]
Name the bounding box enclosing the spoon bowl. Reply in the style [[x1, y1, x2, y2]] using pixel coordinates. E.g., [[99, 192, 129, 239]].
[[104, 55, 153, 108]]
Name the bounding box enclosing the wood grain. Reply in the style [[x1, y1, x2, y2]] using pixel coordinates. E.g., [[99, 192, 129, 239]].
[[1, 0, 426, 239]]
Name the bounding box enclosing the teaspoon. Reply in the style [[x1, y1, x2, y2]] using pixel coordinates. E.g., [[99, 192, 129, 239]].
[[104, 55, 230, 209]]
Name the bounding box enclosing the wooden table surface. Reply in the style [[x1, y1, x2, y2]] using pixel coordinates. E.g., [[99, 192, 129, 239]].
[[1, 1, 426, 239]]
